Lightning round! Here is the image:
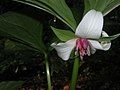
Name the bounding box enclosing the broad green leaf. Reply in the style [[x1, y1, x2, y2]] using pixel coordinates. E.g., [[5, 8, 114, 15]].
[[51, 27, 76, 41], [99, 33, 120, 42], [84, 0, 91, 14], [0, 12, 46, 53], [103, 0, 120, 15], [5, 40, 19, 51], [13, 0, 77, 31], [0, 81, 24, 90], [4, 39, 34, 51], [84, 0, 120, 15]]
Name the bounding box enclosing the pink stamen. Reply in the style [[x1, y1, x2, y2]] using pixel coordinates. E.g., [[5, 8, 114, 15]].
[[76, 38, 90, 59]]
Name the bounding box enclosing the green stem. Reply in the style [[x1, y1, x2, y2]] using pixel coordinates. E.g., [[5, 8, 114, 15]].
[[70, 57, 80, 90], [44, 53, 52, 90]]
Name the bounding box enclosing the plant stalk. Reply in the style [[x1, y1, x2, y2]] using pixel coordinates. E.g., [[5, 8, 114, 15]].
[[44, 53, 52, 90], [70, 57, 80, 90]]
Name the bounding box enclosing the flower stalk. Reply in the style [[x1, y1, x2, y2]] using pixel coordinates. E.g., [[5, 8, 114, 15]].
[[44, 53, 52, 90], [70, 56, 80, 90]]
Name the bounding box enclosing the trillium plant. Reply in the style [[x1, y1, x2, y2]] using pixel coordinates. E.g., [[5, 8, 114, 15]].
[[51, 10, 111, 60], [51, 9, 114, 89], [1, 0, 120, 90]]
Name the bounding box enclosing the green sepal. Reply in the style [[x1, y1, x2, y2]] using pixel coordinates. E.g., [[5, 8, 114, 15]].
[[99, 33, 120, 42], [51, 27, 77, 42]]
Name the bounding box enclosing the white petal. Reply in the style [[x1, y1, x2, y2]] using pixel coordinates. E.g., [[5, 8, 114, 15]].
[[89, 43, 96, 54], [75, 10, 103, 39], [101, 31, 111, 50], [51, 39, 76, 60], [102, 31, 109, 37], [88, 31, 111, 51], [88, 40, 104, 50]]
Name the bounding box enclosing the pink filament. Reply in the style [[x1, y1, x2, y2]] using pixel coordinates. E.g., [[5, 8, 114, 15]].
[[76, 38, 90, 59]]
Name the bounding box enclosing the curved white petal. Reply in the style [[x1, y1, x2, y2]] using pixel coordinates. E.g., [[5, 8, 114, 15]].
[[75, 10, 103, 39], [51, 39, 76, 60], [101, 31, 111, 50], [88, 31, 111, 51], [88, 40, 104, 50], [102, 31, 109, 37], [88, 42, 96, 54]]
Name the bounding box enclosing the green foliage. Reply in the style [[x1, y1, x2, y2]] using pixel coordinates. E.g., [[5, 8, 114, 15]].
[[0, 12, 46, 53], [84, 0, 120, 15], [13, 0, 77, 31], [103, 0, 120, 15], [0, 81, 24, 90], [51, 27, 76, 41], [99, 33, 120, 42], [4, 39, 30, 51]]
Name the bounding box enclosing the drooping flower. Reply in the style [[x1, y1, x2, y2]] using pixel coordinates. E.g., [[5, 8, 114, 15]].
[[51, 10, 111, 60]]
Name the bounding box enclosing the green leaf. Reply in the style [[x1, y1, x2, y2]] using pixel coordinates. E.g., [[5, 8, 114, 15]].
[[13, 0, 77, 31], [99, 33, 120, 42], [4, 39, 34, 51], [84, 0, 120, 15], [51, 27, 76, 42], [103, 0, 120, 16], [0, 12, 46, 53], [0, 81, 24, 90]]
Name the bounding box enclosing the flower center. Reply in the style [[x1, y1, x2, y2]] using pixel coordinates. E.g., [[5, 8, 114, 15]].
[[76, 38, 90, 59]]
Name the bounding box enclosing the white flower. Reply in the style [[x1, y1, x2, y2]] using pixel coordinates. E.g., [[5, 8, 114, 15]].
[[51, 10, 111, 60]]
